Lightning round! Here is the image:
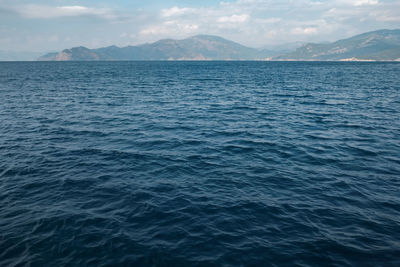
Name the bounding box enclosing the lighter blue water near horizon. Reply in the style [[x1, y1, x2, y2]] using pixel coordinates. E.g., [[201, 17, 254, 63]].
[[0, 61, 399, 266]]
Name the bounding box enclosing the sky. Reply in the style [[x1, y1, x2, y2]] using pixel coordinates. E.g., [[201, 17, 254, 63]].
[[0, 0, 400, 52]]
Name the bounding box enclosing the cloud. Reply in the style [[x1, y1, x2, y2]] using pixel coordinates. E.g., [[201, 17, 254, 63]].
[[353, 0, 379, 6], [15, 4, 115, 19], [141, 0, 399, 46], [161, 6, 195, 17], [1, 0, 400, 51], [291, 27, 318, 35], [140, 21, 199, 36], [218, 14, 249, 23]]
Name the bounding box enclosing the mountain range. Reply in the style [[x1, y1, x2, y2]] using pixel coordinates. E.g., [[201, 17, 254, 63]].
[[37, 29, 400, 61], [277, 29, 400, 61]]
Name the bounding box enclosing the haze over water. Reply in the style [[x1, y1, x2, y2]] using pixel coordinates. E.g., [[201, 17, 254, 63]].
[[0, 61, 399, 266]]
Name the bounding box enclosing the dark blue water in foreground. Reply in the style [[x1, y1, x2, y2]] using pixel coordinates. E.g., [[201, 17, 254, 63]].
[[0, 61, 399, 266]]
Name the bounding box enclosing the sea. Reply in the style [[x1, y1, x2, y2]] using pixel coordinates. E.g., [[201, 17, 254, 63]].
[[0, 61, 399, 266]]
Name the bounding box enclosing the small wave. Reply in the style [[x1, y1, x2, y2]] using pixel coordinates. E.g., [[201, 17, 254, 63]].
[[0, 61, 399, 266]]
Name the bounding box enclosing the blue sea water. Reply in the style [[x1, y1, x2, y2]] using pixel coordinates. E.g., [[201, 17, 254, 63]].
[[0, 61, 399, 266]]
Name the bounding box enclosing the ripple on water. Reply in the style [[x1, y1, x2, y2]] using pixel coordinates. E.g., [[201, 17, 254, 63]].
[[0, 61, 400, 266]]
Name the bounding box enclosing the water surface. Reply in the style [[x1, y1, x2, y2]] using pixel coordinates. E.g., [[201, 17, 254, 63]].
[[0, 61, 399, 266]]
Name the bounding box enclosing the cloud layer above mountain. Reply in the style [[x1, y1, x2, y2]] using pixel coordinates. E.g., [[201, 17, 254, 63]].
[[0, 0, 399, 51]]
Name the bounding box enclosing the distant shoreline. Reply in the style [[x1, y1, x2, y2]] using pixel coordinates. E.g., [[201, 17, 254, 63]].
[[1, 60, 400, 63]]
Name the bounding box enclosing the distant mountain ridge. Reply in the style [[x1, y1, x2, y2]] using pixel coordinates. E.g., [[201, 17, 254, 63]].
[[39, 35, 271, 61], [277, 29, 400, 61], [38, 30, 400, 61]]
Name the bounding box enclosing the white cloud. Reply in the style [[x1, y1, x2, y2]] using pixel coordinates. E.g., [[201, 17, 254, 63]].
[[291, 27, 318, 35], [218, 14, 249, 23], [140, 25, 168, 36], [130, 0, 398, 47], [1, 0, 400, 51], [140, 21, 199, 36], [161, 6, 194, 17], [376, 15, 400, 22], [353, 0, 379, 6], [255, 18, 281, 24], [15, 4, 115, 19]]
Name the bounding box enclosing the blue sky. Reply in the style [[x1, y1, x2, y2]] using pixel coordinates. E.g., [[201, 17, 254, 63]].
[[1, 0, 399, 52]]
